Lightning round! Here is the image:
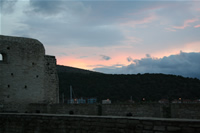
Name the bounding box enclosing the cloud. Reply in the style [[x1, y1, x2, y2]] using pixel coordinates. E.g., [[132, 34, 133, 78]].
[[127, 56, 133, 62], [28, 0, 64, 15], [100, 55, 111, 61], [2, 0, 200, 71], [165, 28, 176, 32], [87, 64, 106, 68], [173, 18, 199, 29], [28, 0, 91, 17], [93, 51, 200, 79], [93, 64, 125, 73], [194, 24, 200, 28], [122, 36, 143, 46], [120, 13, 157, 28], [79, 56, 88, 59], [7, 0, 126, 47], [146, 54, 151, 58], [1, 0, 18, 14]]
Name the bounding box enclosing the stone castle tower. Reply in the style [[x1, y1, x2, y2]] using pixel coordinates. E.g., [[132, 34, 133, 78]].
[[0, 35, 59, 112]]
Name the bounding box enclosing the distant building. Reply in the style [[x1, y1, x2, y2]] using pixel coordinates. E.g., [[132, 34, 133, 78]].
[[67, 97, 96, 104], [102, 99, 111, 104], [171, 99, 200, 104], [67, 99, 75, 104], [158, 99, 169, 103], [87, 98, 97, 104], [77, 98, 86, 104], [172, 99, 181, 103], [182, 99, 192, 103], [193, 99, 200, 103], [128, 100, 135, 103]]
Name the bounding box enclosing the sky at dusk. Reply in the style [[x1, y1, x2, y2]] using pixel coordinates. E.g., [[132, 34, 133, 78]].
[[1, 0, 200, 78]]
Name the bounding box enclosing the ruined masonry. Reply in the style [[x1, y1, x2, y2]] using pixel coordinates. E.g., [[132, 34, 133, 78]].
[[0, 35, 59, 112]]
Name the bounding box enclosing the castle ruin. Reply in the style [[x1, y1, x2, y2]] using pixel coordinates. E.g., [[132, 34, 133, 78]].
[[0, 35, 59, 112]]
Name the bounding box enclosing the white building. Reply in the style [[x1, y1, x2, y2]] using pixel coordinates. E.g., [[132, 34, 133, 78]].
[[102, 99, 111, 104]]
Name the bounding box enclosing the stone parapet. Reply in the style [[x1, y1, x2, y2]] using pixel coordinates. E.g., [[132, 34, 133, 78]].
[[0, 113, 200, 133], [27, 103, 200, 119]]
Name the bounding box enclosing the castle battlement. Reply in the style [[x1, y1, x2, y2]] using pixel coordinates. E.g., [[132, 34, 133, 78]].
[[0, 35, 59, 113]]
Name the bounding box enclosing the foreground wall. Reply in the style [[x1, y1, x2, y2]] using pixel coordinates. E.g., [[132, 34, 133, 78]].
[[0, 113, 200, 133], [28, 103, 200, 119]]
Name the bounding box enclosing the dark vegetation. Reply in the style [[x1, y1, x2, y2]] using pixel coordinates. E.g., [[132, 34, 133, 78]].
[[57, 65, 200, 103]]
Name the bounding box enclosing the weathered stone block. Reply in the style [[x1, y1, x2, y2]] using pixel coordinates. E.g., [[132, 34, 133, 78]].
[[144, 125, 153, 130], [136, 124, 143, 129], [142, 121, 153, 126], [118, 119, 128, 124], [153, 126, 165, 131], [167, 126, 181, 131], [181, 127, 195, 132], [189, 124, 200, 128], [116, 123, 126, 128], [128, 120, 140, 125], [142, 130, 153, 133]]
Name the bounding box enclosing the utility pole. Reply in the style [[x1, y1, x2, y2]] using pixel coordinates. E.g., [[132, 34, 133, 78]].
[[70, 85, 72, 104], [62, 93, 64, 103]]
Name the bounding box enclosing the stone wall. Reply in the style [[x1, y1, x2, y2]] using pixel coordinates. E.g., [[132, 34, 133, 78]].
[[49, 104, 98, 115], [101, 104, 162, 117], [28, 103, 98, 115], [44, 55, 59, 104], [0, 35, 59, 113], [171, 104, 200, 119], [28, 103, 200, 119], [0, 113, 200, 133]]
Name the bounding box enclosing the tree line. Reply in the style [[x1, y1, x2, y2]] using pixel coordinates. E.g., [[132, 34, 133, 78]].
[[57, 65, 200, 103]]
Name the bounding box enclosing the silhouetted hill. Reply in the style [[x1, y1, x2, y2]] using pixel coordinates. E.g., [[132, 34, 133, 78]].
[[57, 65, 100, 74], [57, 65, 200, 103]]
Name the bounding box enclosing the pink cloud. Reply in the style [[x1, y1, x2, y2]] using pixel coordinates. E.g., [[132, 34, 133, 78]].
[[183, 41, 200, 52], [49, 44, 137, 70], [194, 24, 200, 28], [127, 5, 165, 16], [120, 14, 157, 28], [165, 28, 176, 32], [173, 18, 199, 29]]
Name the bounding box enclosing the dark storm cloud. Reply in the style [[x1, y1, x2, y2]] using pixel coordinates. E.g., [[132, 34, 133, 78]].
[[101, 55, 111, 61], [17, 17, 124, 47], [80, 1, 166, 25], [15, 1, 193, 48], [18, 0, 125, 47], [127, 56, 133, 62], [146, 54, 151, 58], [28, 0, 64, 15], [94, 52, 200, 79], [1, 0, 18, 14], [28, 0, 90, 16]]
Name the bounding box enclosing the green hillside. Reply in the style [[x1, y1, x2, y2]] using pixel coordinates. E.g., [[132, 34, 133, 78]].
[[57, 65, 200, 103]]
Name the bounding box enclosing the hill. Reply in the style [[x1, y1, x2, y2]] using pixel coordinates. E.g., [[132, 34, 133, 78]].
[[57, 65, 200, 103], [57, 65, 100, 74]]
